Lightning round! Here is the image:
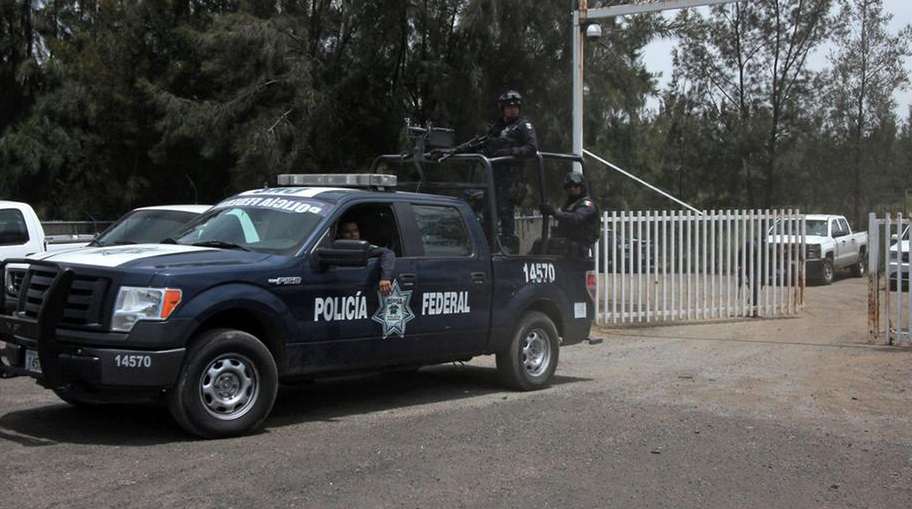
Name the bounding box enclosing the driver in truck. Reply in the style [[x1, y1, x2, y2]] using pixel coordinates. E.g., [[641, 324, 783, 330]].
[[337, 219, 395, 296]]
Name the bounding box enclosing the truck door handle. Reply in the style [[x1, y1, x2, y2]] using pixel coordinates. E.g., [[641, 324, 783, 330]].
[[471, 272, 487, 285], [399, 273, 416, 288]]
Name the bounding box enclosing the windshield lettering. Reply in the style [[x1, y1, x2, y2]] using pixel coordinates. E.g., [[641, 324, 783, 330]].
[[216, 197, 325, 215], [171, 195, 333, 256]]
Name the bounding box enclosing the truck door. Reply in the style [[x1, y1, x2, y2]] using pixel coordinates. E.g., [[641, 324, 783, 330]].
[[403, 202, 491, 357], [838, 218, 857, 268], [299, 202, 419, 369], [834, 218, 851, 268]]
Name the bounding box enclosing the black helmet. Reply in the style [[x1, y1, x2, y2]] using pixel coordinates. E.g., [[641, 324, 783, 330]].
[[563, 172, 586, 189], [498, 90, 523, 108]]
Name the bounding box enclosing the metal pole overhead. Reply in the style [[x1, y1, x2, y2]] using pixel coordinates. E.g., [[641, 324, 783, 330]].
[[586, 0, 745, 19], [584, 149, 702, 214], [571, 0, 746, 173], [572, 4, 585, 173]]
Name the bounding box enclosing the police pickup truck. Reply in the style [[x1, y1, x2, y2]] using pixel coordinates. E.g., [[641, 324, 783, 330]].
[[0, 157, 594, 438]]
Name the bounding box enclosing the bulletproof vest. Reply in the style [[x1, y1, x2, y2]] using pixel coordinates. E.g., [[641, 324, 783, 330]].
[[486, 117, 533, 182], [555, 195, 600, 244]]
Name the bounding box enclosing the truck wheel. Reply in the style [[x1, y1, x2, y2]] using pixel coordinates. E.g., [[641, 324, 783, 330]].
[[167, 328, 277, 439], [820, 259, 834, 285], [851, 254, 866, 277], [496, 311, 559, 391]]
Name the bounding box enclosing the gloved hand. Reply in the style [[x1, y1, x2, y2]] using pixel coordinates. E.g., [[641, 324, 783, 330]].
[[539, 203, 554, 216]]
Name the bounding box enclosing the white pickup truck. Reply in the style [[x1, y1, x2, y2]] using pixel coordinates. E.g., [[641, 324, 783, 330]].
[[2, 202, 212, 263], [887, 225, 910, 290], [0, 201, 90, 261], [803, 214, 868, 285]]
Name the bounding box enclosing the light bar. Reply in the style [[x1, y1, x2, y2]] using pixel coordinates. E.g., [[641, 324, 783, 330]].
[[277, 174, 398, 188]]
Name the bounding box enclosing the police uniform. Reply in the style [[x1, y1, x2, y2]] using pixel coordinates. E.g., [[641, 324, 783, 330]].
[[551, 193, 599, 257], [369, 245, 395, 281], [486, 115, 538, 241]]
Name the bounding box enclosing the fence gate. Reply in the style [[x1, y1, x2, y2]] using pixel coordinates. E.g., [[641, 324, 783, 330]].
[[593, 209, 806, 325], [867, 212, 911, 345]]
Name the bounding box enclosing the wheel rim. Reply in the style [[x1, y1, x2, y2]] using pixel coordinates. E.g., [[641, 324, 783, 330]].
[[522, 328, 552, 378], [825, 263, 833, 280], [199, 354, 260, 421]]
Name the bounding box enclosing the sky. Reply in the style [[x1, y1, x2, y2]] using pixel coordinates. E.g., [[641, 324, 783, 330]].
[[641, 0, 912, 116]]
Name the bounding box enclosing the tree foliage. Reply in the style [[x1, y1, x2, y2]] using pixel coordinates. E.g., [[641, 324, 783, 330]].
[[0, 0, 909, 224]]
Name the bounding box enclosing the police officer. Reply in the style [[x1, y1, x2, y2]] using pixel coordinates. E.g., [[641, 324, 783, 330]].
[[486, 90, 538, 252], [540, 172, 600, 257], [338, 220, 394, 296]]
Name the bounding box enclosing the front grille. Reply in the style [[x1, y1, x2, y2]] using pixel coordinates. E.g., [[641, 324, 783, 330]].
[[18, 267, 110, 327]]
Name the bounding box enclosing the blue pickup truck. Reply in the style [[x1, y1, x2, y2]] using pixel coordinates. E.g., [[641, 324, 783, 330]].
[[1, 155, 595, 438]]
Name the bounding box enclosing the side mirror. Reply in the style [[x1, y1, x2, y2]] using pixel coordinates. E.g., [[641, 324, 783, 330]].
[[313, 239, 370, 269]]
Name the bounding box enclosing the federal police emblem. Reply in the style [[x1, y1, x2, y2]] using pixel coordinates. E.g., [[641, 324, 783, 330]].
[[371, 280, 415, 338]]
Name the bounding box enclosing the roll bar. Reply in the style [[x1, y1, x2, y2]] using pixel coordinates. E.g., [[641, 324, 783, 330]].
[[369, 151, 588, 254]]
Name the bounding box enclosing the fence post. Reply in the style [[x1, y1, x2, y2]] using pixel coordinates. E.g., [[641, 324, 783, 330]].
[[885, 213, 892, 344], [800, 214, 806, 308], [611, 211, 618, 325], [868, 213, 880, 338], [594, 223, 601, 324], [906, 214, 911, 345]]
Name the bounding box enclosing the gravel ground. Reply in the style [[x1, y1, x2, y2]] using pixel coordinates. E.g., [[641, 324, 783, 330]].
[[1, 276, 911, 508]]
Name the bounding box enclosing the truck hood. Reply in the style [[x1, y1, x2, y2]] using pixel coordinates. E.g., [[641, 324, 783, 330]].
[[767, 234, 828, 245], [27, 243, 270, 269], [768, 234, 802, 244], [801, 235, 830, 245], [888, 240, 910, 254]]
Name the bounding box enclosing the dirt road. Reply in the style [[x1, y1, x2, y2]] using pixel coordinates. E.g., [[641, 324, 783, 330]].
[[1, 277, 910, 508]]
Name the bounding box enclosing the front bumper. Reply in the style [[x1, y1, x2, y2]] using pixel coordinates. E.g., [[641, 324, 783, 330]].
[[0, 261, 187, 391], [1, 340, 184, 387]]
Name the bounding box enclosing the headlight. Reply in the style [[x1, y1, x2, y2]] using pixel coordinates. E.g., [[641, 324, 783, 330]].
[[4, 263, 27, 297], [111, 287, 182, 332], [807, 244, 821, 259]]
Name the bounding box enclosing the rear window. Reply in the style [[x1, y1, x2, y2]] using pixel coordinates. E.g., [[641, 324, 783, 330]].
[[0, 209, 29, 245], [412, 204, 472, 257]]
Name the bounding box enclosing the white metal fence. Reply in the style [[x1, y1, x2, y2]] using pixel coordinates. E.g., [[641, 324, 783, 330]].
[[593, 210, 806, 325], [867, 212, 911, 345]]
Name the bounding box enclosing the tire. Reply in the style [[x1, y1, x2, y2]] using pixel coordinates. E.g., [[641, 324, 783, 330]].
[[167, 328, 278, 439], [496, 311, 559, 391], [820, 258, 834, 285], [851, 253, 866, 278]]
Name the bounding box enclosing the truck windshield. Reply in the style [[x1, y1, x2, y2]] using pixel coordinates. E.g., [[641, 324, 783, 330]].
[[805, 220, 827, 236], [94, 210, 202, 246], [168, 197, 331, 255], [771, 219, 827, 236]]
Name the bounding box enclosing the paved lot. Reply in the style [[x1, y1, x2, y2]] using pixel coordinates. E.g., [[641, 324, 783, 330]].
[[1, 277, 911, 508]]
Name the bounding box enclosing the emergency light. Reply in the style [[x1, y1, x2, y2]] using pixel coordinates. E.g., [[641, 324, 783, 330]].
[[276, 174, 397, 189]]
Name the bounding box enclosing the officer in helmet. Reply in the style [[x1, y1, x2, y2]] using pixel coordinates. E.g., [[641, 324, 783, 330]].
[[540, 172, 600, 257], [485, 90, 538, 253]]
